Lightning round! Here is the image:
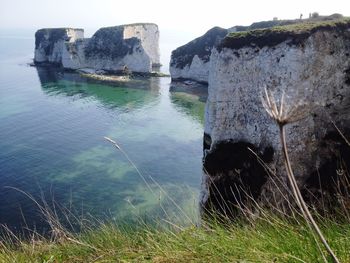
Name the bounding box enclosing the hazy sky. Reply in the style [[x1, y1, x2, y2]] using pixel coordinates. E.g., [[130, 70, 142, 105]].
[[1, 0, 349, 35], [1, 0, 349, 68]]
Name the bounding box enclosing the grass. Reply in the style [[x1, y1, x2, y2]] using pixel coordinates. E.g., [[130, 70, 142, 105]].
[[228, 18, 350, 38], [1, 213, 350, 262], [220, 17, 350, 51]]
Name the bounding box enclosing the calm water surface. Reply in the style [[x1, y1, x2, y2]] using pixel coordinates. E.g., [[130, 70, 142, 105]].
[[0, 36, 206, 232]]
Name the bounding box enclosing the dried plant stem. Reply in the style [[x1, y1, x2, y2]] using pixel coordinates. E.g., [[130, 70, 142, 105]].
[[331, 121, 350, 147], [262, 87, 339, 262], [279, 124, 340, 263]]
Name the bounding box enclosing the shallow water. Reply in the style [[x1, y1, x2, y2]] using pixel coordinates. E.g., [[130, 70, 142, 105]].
[[0, 37, 206, 233]]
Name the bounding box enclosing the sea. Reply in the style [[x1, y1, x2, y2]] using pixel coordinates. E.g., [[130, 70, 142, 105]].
[[0, 29, 206, 234]]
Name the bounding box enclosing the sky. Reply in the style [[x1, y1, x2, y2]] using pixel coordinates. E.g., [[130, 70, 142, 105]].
[[1, 0, 349, 68], [1, 0, 349, 34]]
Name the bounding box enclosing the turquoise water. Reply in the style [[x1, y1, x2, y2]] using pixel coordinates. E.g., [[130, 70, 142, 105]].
[[0, 37, 206, 233]]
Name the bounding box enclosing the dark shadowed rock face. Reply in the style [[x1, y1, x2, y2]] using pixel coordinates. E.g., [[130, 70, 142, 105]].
[[202, 18, 350, 217], [170, 27, 228, 69], [84, 26, 140, 60], [169, 27, 228, 83], [35, 29, 67, 53], [202, 140, 273, 216], [34, 28, 84, 65]]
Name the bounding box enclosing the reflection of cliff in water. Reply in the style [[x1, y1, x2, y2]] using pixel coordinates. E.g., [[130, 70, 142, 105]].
[[35, 66, 161, 110], [169, 82, 207, 124]]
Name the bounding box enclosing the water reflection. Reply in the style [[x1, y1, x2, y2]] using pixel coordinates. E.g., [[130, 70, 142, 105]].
[[35, 66, 161, 110], [169, 81, 208, 124]]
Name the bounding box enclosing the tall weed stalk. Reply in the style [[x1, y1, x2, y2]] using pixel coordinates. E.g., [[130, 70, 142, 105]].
[[262, 87, 340, 263]]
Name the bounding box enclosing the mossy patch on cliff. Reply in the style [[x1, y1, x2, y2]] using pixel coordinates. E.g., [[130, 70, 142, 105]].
[[219, 18, 350, 51]]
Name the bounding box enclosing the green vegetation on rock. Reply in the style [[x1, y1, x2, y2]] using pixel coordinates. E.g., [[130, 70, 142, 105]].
[[1, 213, 349, 262], [221, 18, 350, 50]]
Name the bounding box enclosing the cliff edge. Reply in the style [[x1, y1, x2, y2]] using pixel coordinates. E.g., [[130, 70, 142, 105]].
[[170, 14, 346, 85], [170, 27, 228, 83], [202, 18, 350, 215]]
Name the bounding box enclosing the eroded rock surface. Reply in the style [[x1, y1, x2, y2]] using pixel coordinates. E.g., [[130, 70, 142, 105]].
[[202, 19, 350, 216]]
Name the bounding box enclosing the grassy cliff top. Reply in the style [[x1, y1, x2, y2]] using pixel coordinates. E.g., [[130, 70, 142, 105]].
[[219, 18, 350, 51]]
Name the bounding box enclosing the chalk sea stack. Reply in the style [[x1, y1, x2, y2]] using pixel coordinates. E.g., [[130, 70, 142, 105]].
[[34, 23, 160, 74]]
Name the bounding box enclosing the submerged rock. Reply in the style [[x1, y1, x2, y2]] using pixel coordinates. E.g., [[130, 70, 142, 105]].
[[34, 23, 160, 73], [202, 18, 350, 216]]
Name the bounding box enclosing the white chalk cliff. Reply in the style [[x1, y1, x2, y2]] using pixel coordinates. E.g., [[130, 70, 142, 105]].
[[202, 19, 350, 214], [34, 23, 160, 73], [170, 15, 345, 85]]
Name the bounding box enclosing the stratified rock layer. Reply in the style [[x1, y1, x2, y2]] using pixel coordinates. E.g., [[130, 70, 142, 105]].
[[202, 19, 350, 215]]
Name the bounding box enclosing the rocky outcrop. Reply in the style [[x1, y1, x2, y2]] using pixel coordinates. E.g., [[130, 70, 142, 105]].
[[35, 23, 160, 73], [170, 27, 228, 83], [34, 28, 84, 65], [170, 15, 345, 84], [202, 19, 350, 215]]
